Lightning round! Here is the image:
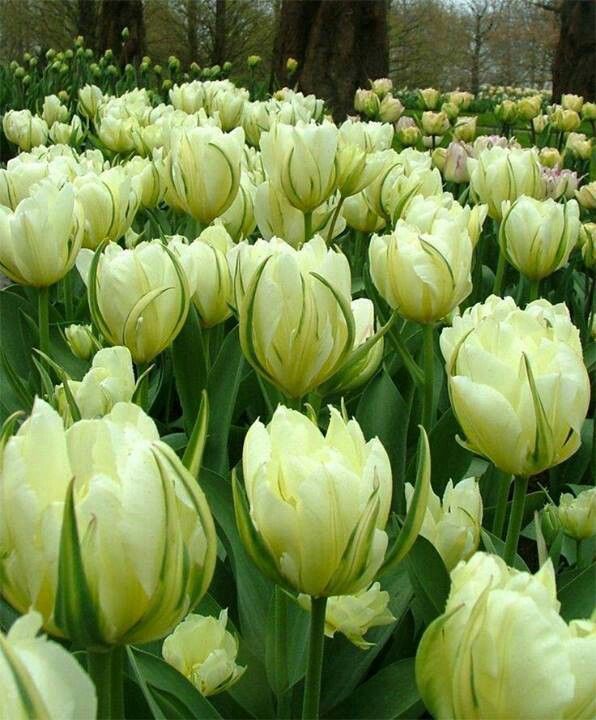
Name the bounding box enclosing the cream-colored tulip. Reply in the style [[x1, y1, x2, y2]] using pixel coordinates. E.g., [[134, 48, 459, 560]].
[[125, 153, 164, 209], [550, 106, 581, 133], [419, 87, 440, 110], [557, 488, 596, 540], [0, 400, 216, 645], [236, 235, 352, 397], [210, 88, 248, 132], [162, 610, 245, 696], [543, 168, 579, 201], [236, 406, 392, 596], [2, 109, 48, 151], [565, 132, 592, 160], [378, 95, 403, 123], [354, 89, 381, 118], [500, 196, 580, 280], [468, 146, 545, 220], [342, 191, 385, 234], [260, 121, 338, 212], [369, 216, 473, 324], [396, 119, 421, 147], [0, 611, 97, 719], [169, 81, 205, 114], [77, 239, 191, 363], [170, 226, 234, 328], [442, 142, 472, 184], [416, 553, 596, 720], [97, 113, 138, 154], [453, 116, 476, 143], [578, 222, 595, 269], [0, 181, 83, 287], [49, 116, 84, 147], [77, 84, 104, 119], [219, 172, 257, 242], [64, 323, 97, 360], [298, 582, 394, 649], [533, 114, 549, 134], [0, 156, 49, 209], [440, 296, 590, 476], [55, 346, 135, 423], [42, 94, 69, 127], [495, 100, 518, 125], [561, 93, 584, 113], [421, 111, 450, 136], [405, 477, 482, 570], [575, 181, 596, 210], [538, 146, 562, 169], [338, 118, 394, 152], [581, 102, 596, 121], [371, 78, 393, 98], [74, 166, 139, 249], [335, 142, 384, 198], [516, 94, 542, 121]]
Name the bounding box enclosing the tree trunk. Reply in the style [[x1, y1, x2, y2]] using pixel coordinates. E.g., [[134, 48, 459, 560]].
[[470, 17, 482, 94], [213, 0, 227, 66], [98, 0, 145, 65], [187, 0, 199, 64], [552, 0, 596, 101], [77, 0, 97, 50], [273, 0, 389, 120]]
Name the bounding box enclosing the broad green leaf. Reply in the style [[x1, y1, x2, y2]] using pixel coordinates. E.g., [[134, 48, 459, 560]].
[[405, 536, 450, 626], [558, 562, 596, 621], [172, 306, 209, 435], [480, 529, 529, 571], [427, 409, 476, 495]]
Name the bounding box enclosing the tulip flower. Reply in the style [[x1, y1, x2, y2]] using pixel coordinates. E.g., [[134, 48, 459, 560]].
[[576, 181, 596, 210], [2, 109, 48, 150], [419, 87, 440, 110], [64, 323, 98, 360], [578, 222, 595, 269], [339, 118, 394, 152], [557, 488, 596, 541]]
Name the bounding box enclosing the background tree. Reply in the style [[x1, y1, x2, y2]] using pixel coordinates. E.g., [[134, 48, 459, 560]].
[[98, 0, 146, 63]]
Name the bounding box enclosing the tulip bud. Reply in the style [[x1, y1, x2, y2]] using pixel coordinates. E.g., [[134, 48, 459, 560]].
[[396, 120, 421, 147], [416, 553, 596, 720], [0, 611, 97, 718], [0, 181, 83, 287], [442, 142, 471, 184], [211, 88, 248, 132], [500, 196, 580, 280], [261, 122, 338, 213], [538, 146, 562, 169], [371, 77, 393, 99], [431, 147, 446, 172], [557, 488, 596, 540], [42, 94, 69, 127], [468, 146, 545, 220], [235, 236, 352, 398], [354, 89, 381, 118], [405, 477, 482, 570], [421, 111, 450, 136], [55, 346, 135, 423], [0, 400, 217, 645], [77, 84, 104, 119], [298, 582, 394, 649], [234, 406, 393, 596], [162, 610, 245, 696], [419, 87, 440, 110], [441, 101, 460, 122], [565, 132, 592, 160], [335, 141, 384, 198], [561, 93, 583, 113], [495, 99, 518, 125], [578, 222, 596, 269], [247, 54, 261, 68], [378, 94, 403, 123], [581, 102, 596, 121], [219, 172, 257, 242], [575, 181, 596, 210], [49, 116, 84, 147], [342, 191, 385, 234], [2, 109, 48, 151], [453, 116, 476, 143], [516, 94, 542, 121], [77, 239, 191, 363], [370, 216, 473, 324], [286, 57, 298, 75], [166, 126, 244, 225], [540, 503, 562, 545], [440, 296, 590, 476], [64, 323, 97, 360], [533, 113, 549, 134], [550, 106, 581, 132]]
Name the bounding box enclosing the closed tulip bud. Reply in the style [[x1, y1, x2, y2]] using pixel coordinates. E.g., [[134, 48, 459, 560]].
[[468, 203, 488, 247], [0, 611, 97, 718], [378, 94, 403, 123], [421, 111, 450, 136], [416, 553, 596, 720], [125, 154, 163, 209], [440, 296, 590, 476], [575, 181, 596, 209], [354, 88, 381, 118], [335, 142, 384, 197], [516, 94, 542, 121], [261, 122, 338, 213], [0, 181, 83, 287], [443, 142, 471, 184], [211, 89, 248, 132], [540, 503, 562, 545], [538, 146, 562, 168], [453, 116, 476, 143], [42, 94, 69, 127], [578, 222, 596, 269], [55, 346, 135, 424], [236, 236, 352, 397], [247, 54, 261, 68], [558, 488, 596, 540], [419, 87, 440, 110], [2, 109, 48, 151], [561, 93, 583, 113], [298, 582, 394, 649], [74, 166, 139, 249], [0, 400, 217, 645], [441, 101, 460, 122], [162, 610, 245, 696], [396, 123, 421, 147], [235, 406, 393, 596], [64, 323, 97, 360], [77, 239, 191, 363], [370, 217, 473, 324], [342, 191, 385, 234], [495, 99, 518, 125], [468, 146, 545, 220], [533, 113, 549, 133], [219, 172, 257, 242], [49, 116, 84, 146], [166, 126, 244, 225], [97, 114, 138, 153], [339, 118, 394, 152], [550, 106, 581, 132], [500, 196, 580, 280], [77, 84, 104, 119], [170, 227, 233, 328], [581, 101, 596, 121], [405, 477, 482, 570], [286, 56, 298, 74], [565, 132, 592, 160], [432, 147, 446, 172], [371, 77, 393, 98]]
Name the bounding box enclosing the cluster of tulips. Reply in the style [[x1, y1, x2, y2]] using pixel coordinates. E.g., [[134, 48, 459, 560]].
[[0, 61, 594, 720]]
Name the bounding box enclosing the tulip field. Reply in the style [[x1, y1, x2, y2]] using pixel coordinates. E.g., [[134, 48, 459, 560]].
[[0, 36, 595, 720]]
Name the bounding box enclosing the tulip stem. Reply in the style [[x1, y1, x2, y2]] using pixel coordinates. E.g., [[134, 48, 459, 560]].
[[88, 647, 125, 720], [527, 278, 540, 304], [492, 471, 512, 538], [63, 270, 74, 321], [327, 196, 345, 244], [304, 211, 313, 243], [302, 596, 327, 720], [37, 286, 50, 358], [493, 247, 507, 296], [273, 586, 291, 717], [421, 324, 435, 430], [503, 475, 529, 566], [387, 323, 424, 387]]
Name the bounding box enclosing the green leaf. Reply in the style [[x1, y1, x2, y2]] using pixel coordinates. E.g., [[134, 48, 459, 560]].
[[128, 647, 222, 719], [480, 528, 529, 571], [558, 562, 596, 621], [327, 658, 420, 720], [428, 408, 476, 495], [172, 306, 209, 435], [126, 647, 166, 720], [405, 536, 450, 626], [182, 390, 209, 478]]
